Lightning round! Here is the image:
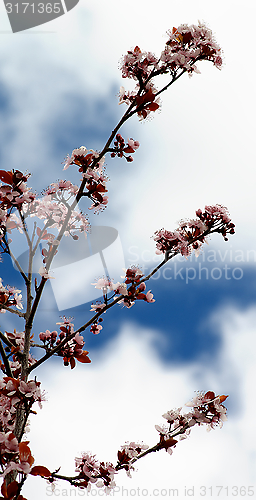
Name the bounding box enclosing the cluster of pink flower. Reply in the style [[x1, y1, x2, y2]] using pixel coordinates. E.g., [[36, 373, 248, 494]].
[[63, 146, 104, 172], [83, 168, 108, 213], [0, 378, 43, 414], [0, 279, 23, 314], [0, 376, 44, 470], [119, 85, 160, 120], [117, 442, 149, 477], [119, 22, 222, 120], [120, 23, 222, 83], [153, 205, 235, 257], [120, 45, 159, 81], [195, 205, 235, 241], [155, 391, 228, 454], [0, 435, 35, 481], [0, 169, 90, 272], [164, 23, 222, 71], [74, 452, 116, 493], [0, 170, 36, 245], [39, 318, 90, 369], [109, 134, 140, 162], [0, 170, 36, 211], [43, 180, 79, 197], [0, 374, 51, 487], [120, 267, 155, 308], [0, 330, 36, 378], [91, 268, 154, 312], [90, 269, 154, 334], [29, 192, 89, 237], [63, 145, 110, 213]]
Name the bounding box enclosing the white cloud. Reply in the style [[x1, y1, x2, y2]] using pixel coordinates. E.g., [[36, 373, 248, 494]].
[[22, 306, 256, 499]]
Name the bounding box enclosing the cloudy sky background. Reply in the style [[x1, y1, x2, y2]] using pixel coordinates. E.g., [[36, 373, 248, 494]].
[[0, 0, 256, 498]]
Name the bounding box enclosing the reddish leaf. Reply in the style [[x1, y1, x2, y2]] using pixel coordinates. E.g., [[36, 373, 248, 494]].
[[19, 442, 34, 467], [219, 394, 228, 403], [30, 465, 51, 478], [41, 232, 55, 241], [159, 437, 178, 450], [95, 184, 107, 193], [6, 221, 17, 230], [70, 357, 76, 369], [1, 481, 19, 500], [136, 88, 156, 107], [75, 351, 91, 364], [123, 146, 135, 153], [204, 391, 215, 400], [147, 102, 159, 112], [0, 170, 13, 185], [0, 293, 8, 305], [1, 482, 7, 498], [6, 482, 19, 499]]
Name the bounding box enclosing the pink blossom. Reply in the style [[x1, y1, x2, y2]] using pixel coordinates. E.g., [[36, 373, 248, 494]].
[[0, 431, 19, 453], [38, 266, 54, 280], [91, 277, 115, 292], [162, 408, 182, 423], [126, 138, 140, 151], [145, 290, 155, 303], [113, 282, 128, 296], [13, 292, 23, 310], [90, 302, 106, 313], [120, 441, 149, 459], [63, 146, 88, 170], [90, 324, 103, 335], [56, 317, 74, 328], [118, 442, 149, 478], [39, 330, 52, 342]]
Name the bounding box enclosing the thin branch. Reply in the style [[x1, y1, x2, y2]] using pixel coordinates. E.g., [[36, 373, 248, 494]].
[[0, 330, 17, 350], [6, 244, 29, 286], [0, 339, 13, 377], [0, 305, 26, 318]]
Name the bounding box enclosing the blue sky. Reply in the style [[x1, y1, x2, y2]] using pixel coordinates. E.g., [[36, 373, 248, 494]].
[[0, 0, 256, 498]]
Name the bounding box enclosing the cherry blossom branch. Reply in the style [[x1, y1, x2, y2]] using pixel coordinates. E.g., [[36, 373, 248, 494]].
[[39, 392, 228, 493]]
